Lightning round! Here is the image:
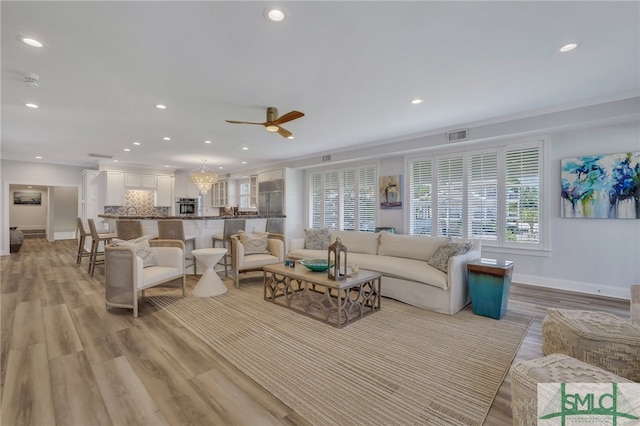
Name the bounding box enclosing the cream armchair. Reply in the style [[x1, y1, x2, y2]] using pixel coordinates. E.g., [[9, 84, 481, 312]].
[[105, 239, 186, 317], [230, 233, 285, 288]]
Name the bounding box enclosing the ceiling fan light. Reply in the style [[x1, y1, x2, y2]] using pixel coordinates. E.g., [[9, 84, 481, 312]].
[[266, 124, 279, 132]]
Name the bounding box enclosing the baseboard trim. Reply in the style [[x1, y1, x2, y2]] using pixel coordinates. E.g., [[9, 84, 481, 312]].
[[53, 231, 75, 240], [513, 273, 631, 300]]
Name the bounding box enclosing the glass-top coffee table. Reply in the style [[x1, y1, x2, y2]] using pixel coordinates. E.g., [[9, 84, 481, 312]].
[[263, 262, 382, 328]]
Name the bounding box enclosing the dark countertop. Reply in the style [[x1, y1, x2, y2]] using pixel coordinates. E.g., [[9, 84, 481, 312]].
[[98, 214, 283, 220]]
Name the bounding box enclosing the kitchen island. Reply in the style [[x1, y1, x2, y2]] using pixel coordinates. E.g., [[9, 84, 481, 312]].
[[98, 215, 284, 272]]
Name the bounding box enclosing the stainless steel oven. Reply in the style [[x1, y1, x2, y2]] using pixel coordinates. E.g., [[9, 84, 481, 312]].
[[176, 197, 201, 216]]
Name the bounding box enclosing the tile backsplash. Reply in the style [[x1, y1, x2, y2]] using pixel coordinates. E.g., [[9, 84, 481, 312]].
[[104, 189, 170, 216]]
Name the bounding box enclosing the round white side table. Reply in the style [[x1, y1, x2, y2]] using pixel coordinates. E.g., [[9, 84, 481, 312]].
[[191, 248, 228, 297]]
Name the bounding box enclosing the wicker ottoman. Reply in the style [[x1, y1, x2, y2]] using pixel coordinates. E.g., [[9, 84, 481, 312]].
[[541, 308, 640, 381], [510, 354, 634, 426]]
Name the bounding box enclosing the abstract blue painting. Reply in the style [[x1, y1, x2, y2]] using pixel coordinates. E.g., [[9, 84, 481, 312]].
[[561, 151, 640, 219]]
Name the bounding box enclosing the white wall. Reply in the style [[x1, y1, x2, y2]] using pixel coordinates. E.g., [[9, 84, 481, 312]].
[[9, 186, 48, 230], [52, 186, 78, 239], [378, 118, 640, 299], [1, 160, 84, 254]]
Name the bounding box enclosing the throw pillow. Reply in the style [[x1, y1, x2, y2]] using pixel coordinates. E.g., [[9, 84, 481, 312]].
[[239, 231, 269, 254], [427, 240, 473, 273], [112, 236, 156, 268], [304, 228, 331, 250]]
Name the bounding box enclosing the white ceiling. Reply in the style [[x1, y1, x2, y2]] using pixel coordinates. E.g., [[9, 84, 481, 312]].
[[2, 1, 639, 174]]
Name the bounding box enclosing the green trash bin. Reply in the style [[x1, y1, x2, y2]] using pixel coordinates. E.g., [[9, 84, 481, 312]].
[[467, 258, 514, 319]]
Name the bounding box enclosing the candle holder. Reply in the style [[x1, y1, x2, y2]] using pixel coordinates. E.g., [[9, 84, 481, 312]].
[[327, 237, 347, 281]]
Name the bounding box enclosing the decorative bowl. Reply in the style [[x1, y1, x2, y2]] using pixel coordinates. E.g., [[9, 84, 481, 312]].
[[300, 259, 333, 272]]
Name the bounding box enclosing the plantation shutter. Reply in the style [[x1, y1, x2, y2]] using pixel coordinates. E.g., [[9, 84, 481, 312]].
[[505, 145, 541, 244], [409, 159, 433, 235], [437, 156, 464, 238], [323, 171, 339, 230], [342, 169, 356, 231], [358, 166, 376, 232], [309, 173, 323, 228], [467, 150, 498, 240]]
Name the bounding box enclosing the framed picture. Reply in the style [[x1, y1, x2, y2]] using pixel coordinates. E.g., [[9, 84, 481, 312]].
[[560, 151, 639, 219], [13, 191, 42, 205], [380, 175, 402, 209]]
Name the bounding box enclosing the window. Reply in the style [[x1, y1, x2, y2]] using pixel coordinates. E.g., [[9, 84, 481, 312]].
[[408, 141, 543, 249], [308, 164, 377, 231], [239, 181, 250, 208]]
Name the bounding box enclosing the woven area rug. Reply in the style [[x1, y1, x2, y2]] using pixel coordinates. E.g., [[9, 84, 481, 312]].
[[149, 281, 532, 426]]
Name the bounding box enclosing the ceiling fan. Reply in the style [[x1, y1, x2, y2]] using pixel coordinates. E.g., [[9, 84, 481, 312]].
[[226, 107, 304, 139]]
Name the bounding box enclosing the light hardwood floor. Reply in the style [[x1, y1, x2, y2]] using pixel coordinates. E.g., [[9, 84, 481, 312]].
[[1, 238, 631, 425]]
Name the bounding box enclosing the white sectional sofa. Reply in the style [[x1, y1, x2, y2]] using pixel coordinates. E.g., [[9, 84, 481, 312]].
[[287, 230, 481, 315]]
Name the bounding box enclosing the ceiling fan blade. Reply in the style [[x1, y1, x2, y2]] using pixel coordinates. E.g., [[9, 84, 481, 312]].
[[273, 111, 304, 125], [225, 120, 266, 125], [277, 127, 293, 139]]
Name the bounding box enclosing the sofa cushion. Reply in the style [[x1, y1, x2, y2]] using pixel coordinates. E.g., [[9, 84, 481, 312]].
[[112, 236, 156, 267], [304, 228, 331, 250], [378, 232, 449, 261], [239, 231, 269, 254], [427, 239, 473, 273], [331, 231, 379, 255]]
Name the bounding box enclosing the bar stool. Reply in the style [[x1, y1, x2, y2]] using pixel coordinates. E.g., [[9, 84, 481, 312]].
[[157, 220, 196, 274], [87, 218, 117, 276], [212, 218, 246, 277], [266, 217, 285, 234], [75, 217, 92, 265], [116, 220, 144, 241]]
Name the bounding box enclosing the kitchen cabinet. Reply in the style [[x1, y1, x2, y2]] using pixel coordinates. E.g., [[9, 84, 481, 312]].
[[105, 171, 125, 206], [211, 180, 228, 207], [174, 174, 201, 198], [250, 175, 258, 207], [125, 173, 156, 189], [155, 175, 173, 207], [258, 169, 284, 182]]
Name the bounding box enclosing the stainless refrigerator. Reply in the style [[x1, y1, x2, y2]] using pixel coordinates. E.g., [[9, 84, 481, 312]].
[[258, 179, 284, 217]]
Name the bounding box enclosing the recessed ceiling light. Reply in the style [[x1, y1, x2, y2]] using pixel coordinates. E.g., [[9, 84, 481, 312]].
[[287, 136, 294, 140], [123, 148, 131, 152], [266, 8, 285, 22], [162, 137, 171, 141], [155, 104, 167, 110], [28, 186, 33, 189], [411, 98, 423, 105], [241, 161, 247, 164], [204, 140, 212, 144], [132, 141, 141, 146], [559, 43, 577, 53], [164, 165, 171, 168], [218, 166, 223, 170], [25, 103, 39, 108], [18, 36, 43, 48], [242, 147, 249, 150], [35, 156, 42, 159], [113, 159, 119, 163]]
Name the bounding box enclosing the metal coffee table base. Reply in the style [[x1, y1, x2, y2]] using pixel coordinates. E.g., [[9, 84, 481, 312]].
[[263, 263, 382, 328]]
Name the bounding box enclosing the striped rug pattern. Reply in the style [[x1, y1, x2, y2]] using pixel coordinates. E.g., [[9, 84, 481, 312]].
[[149, 283, 531, 425]]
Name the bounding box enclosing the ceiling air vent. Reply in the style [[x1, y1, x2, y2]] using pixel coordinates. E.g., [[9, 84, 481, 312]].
[[322, 155, 331, 162], [88, 153, 113, 159], [447, 129, 468, 143]]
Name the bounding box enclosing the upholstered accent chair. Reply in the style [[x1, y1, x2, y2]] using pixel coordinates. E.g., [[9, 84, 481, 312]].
[[105, 239, 185, 317], [230, 232, 284, 288]]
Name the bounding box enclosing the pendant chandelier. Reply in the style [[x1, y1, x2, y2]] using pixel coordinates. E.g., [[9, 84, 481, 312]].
[[190, 160, 219, 195]]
